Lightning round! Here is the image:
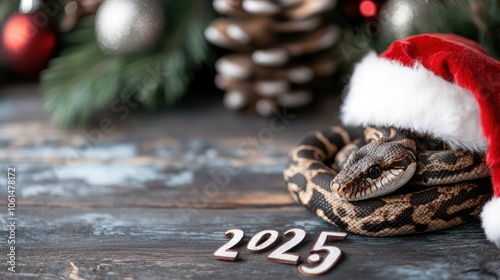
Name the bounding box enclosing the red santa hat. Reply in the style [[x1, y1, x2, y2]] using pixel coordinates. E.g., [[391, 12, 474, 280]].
[[341, 34, 500, 247]]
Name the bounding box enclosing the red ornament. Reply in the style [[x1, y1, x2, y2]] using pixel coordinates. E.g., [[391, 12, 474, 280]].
[[341, 0, 385, 25], [359, 0, 378, 18], [1, 12, 57, 76]]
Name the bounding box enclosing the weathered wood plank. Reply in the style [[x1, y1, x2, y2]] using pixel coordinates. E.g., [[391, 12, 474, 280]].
[[1, 207, 499, 280], [3, 162, 293, 208], [0, 85, 343, 209]]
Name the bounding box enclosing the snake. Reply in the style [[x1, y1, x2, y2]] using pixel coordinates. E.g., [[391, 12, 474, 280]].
[[283, 125, 493, 236]]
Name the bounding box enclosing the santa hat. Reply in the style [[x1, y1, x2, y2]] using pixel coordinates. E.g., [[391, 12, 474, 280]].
[[341, 34, 500, 247]]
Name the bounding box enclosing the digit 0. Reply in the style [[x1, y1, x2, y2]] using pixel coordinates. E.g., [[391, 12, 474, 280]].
[[247, 230, 279, 253]]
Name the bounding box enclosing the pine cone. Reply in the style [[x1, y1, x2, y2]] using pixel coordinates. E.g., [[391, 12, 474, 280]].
[[206, 0, 340, 116]]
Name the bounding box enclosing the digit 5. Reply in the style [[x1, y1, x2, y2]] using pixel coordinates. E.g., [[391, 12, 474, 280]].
[[298, 232, 346, 277]]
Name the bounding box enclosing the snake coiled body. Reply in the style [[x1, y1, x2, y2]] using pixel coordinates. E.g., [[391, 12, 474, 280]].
[[284, 126, 493, 236]]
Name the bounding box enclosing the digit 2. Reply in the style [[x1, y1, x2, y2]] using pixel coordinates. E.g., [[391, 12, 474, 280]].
[[267, 228, 306, 265], [212, 229, 244, 261]]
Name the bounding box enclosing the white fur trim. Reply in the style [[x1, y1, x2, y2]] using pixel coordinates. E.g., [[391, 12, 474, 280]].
[[481, 197, 500, 248], [341, 52, 487, 152]]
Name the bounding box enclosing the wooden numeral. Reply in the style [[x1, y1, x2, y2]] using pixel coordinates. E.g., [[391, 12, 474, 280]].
[[213, 229, 347, 277], [213, 229, 245, 261], [247, 230, 279, 253], [298, 231, 347, 277], [267, 228, 306, 265]]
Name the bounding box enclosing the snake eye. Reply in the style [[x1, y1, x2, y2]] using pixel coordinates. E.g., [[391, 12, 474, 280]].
[[368, 165, 382, 179]]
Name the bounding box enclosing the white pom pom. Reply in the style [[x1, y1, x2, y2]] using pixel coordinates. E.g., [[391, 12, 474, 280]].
[[481, 197, 500, 248]]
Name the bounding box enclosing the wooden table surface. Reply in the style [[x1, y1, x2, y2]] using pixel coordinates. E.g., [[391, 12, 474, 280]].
[[0, 84, 499, 280]]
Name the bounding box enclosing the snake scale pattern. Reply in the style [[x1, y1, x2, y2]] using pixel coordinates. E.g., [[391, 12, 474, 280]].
[[284, 126, 493, 236]]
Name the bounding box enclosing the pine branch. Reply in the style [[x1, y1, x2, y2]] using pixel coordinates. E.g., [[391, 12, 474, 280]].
[[0, 0, 19, 23], [41, 0, 214, 129], [41, 21, 121, 128], [0, 3, 14, 21]]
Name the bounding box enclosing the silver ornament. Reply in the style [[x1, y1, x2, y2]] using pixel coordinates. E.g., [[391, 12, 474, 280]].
[[95, 0, 165, 54], [379, 0, 443, 40]]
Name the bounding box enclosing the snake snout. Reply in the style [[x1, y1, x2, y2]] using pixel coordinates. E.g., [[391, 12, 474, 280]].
[[331, 178, 354, 200], [331, 182, 347, 198]]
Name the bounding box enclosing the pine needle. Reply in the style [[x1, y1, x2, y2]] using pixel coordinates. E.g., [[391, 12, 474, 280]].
[[41, 0, 213, 129]]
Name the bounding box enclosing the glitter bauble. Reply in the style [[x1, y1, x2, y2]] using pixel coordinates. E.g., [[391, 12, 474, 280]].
[[379, 0, 442, 40], [95, 0, 165, 54]]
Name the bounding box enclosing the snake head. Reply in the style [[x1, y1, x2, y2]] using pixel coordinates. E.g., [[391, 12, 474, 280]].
[[331, 140, 417, 201]]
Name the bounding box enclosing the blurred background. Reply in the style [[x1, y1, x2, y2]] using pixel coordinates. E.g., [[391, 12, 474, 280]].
[[0, 0, 499, 129], [1, 1, 500, 278]]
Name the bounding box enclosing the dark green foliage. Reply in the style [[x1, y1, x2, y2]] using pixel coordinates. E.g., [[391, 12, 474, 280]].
[[436, 0, 500, 59], [41, 0, 213, 129], [379, 0, 500, 58], [336, 0, 500, 78], [0, 0, 19, 23]]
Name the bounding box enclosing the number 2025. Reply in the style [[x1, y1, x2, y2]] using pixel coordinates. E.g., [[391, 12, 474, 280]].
[[213, 228, 346, 277]]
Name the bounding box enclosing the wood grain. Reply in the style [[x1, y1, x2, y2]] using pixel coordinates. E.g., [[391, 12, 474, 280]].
[[1, 208, 499, 279], [0, 84, 498, 279]]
